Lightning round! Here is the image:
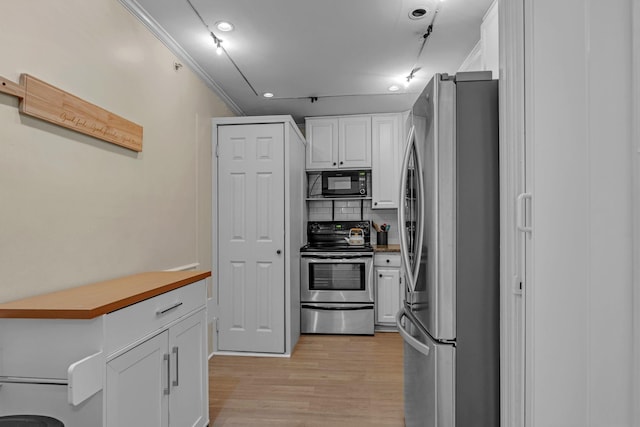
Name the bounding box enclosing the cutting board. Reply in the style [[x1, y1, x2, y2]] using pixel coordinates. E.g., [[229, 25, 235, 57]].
[[0, 74, 143, 151]]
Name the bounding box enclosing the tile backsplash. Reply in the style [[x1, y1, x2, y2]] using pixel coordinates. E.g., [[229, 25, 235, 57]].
[[306, 171, 400, 244], [307, 199, 400, 245]]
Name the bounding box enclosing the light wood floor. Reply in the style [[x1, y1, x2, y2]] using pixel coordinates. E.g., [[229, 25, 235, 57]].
[[209, 332, 404, 426]]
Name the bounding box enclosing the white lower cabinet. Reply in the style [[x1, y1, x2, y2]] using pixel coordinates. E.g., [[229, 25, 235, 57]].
[[106, 309, 207, 427], [0, 272, 209, 427], [106, 331, 169, 427], [374, 253, 404, 328], [168, 310, 207, 427]]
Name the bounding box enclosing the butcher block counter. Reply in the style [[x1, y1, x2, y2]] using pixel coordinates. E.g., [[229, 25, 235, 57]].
[[0, 270, 211, 319], [0, 270, 211, 427]]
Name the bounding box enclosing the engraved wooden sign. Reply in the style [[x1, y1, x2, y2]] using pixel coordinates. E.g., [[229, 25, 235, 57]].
[[0, 74, 143, 151]]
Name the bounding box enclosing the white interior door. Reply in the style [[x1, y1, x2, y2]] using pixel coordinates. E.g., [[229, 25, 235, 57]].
[[217, 123, 285, 354]]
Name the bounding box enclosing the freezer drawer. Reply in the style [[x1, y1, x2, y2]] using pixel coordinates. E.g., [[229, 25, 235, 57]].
[[397, 309, 454, 427], [301, 303, 374, 335]]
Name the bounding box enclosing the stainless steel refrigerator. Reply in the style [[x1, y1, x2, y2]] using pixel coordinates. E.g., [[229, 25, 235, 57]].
[[396, 71, 499, 426]]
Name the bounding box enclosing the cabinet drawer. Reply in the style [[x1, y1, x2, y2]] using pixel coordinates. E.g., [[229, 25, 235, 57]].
[[374, 254, 401, 267], [104, 280, 206, 356]]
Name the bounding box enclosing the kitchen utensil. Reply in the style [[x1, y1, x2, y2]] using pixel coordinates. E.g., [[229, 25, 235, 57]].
[[377, 231, 388, 246], [344, 228, 365, 245]]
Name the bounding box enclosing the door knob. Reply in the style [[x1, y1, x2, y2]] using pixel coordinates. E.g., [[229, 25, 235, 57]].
[[277, 250, 282, 255]]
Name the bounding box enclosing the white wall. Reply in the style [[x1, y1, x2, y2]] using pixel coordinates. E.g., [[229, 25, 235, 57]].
[[0, 0, 234, 302], [525, 0, 633, 425]]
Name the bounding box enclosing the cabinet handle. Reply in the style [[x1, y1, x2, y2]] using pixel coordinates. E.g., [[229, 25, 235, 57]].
[[172, 346, 179, 387], [163, 353, 170, 395], [156, 302, 183, 316], [333, 162, 337, 166], [379, 274, 383, 278], [340, 161, 343, 165], [386, 259, 390, 263]]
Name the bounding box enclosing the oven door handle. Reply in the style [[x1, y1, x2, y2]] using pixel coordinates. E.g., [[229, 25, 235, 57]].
[[301, 304, 373, 311], [302, 255, 371, 261]]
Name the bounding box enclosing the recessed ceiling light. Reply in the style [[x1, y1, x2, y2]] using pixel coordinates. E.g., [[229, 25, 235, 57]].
[[215, 21, 234, 32], [409, 8, 429, 20], [388, 85, 400, 92], [263, 92, 274, 98]]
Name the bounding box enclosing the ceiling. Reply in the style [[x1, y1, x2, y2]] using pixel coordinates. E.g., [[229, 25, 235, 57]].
[[122, 0, 493, 123]]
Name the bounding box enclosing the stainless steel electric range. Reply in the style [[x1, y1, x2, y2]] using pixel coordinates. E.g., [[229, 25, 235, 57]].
[[300, 221, 374, 335]]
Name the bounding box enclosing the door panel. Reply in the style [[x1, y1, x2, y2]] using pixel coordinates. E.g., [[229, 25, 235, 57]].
[[306, 118, 338, 169], [399, 311, 454, 427], [376, 268, 400, 324], [256, 261, 275, 331], [169, 310, 207, 427], [106, 332, 169, 427], [339, 116, 371, 168], [230, 174, 246, 240], [372, 114, 401, 209], [410, 77, 457, 341], [230, 261, 246, 330], [218, 123, 285, 353]]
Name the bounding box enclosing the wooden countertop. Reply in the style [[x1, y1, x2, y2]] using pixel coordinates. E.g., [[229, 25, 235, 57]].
[[372, 244, 401, 253], [0, 270, 211, 320]]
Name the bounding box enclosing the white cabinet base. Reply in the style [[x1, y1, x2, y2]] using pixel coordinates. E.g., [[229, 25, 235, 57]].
[[375, 254, 403, 329]]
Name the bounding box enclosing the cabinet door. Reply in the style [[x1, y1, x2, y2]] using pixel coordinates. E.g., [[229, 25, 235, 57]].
[[169, 310, 207, 427], [338, 116, 372, 168], [218, 123, 286, 354], [376, 268, 401, 325], [306, 118, 339, 169], [106, 331, 169, 427], [372, 114, 401, 209]]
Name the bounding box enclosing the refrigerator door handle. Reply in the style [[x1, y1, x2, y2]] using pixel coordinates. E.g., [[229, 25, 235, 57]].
[[399, 126, 416, 290], [516, 192, 532, 233], [412, 129, 426, 284], [396, 308, 430, 357]]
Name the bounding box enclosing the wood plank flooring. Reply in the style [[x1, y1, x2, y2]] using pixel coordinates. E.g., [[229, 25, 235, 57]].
[[209, 333, 404, 426]]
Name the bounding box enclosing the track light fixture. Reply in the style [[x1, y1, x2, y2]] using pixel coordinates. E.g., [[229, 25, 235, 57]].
[[405, 70, 416, 87], [403, 3, 440, 90], [211, 32, 223, 55], [186, 0, 259, 96]]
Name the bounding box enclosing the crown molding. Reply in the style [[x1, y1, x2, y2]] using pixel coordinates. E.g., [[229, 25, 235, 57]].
[[118, 0, 245, 117]]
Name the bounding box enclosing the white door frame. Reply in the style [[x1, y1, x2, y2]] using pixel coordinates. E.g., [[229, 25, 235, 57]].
[[497, 0, 526, 425], [632, 0, 640, 425], [501, 0, 640, 425]]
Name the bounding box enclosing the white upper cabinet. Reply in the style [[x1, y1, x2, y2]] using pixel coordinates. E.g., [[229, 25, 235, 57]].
[[338, 116, 372, 168], [371, 113, 403, 209], [305, 118, 339, 169], [306, 116, 371, 170]]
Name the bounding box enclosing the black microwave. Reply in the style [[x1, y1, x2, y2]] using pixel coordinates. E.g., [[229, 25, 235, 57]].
[[321, 170, 367, 197]]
